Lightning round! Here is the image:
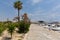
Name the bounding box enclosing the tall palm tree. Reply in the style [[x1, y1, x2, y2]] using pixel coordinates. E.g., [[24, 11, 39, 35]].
[[14, 1, 22, 22]]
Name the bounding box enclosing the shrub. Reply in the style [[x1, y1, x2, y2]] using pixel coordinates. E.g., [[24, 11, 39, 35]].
[[0, 27, 4, 36], [0, 23, 6, 36], [18, 21, 30, 33], [8, 23, 15, 38]]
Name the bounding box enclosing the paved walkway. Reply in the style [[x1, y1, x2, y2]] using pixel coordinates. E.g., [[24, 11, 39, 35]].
[[23, 24, 60, 40]]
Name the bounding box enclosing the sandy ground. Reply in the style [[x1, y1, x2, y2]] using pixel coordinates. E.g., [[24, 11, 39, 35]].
[[23, 24, 60, 40], [0, 28, 24, 40]]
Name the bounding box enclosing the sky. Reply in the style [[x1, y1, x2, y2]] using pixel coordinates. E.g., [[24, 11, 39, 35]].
[[0, 0, 60, 22]]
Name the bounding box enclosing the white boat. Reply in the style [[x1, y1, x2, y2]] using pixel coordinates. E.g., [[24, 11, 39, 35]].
[[52, 27, 60, 31], [47, 24, 60, 31]]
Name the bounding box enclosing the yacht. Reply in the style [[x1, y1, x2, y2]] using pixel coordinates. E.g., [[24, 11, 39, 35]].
[[52, 26, 60, 31]]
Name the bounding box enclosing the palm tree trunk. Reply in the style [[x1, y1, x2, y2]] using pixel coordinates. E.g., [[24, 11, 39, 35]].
[[18, 9, 20, 22]]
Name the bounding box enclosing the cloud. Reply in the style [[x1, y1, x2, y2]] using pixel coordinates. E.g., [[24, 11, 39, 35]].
[[28, 3, 60, 21], [31, 0, 43, 5], [41, 4, 60, 21]]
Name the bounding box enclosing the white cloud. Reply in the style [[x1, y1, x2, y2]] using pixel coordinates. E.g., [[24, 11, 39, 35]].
[[28, 4, 60, 21], [43, 3, 60, 21], [27, 0, 60, 21], [31, 0, 42, 5]]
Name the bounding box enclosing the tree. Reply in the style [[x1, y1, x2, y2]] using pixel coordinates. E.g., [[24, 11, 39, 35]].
[[14, 1, 22, 22], [38, 21, 45, 23], [22, 13, 29, 24], [18, 13, 30, 33], [8, 23, 15, 38]]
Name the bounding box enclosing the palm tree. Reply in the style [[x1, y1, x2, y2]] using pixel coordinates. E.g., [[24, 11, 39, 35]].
[[14, 1, 22, 22]]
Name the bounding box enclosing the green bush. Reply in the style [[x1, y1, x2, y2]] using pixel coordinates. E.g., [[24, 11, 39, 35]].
[[18, 21, 30, 33], [0, 23, 6, 36], [0, 27, 4, 36], [8, 23, 15, 38], [13, 22, 19, 27]]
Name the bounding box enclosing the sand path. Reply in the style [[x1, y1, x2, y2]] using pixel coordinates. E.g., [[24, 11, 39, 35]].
[[23, 24, 60, 40]]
